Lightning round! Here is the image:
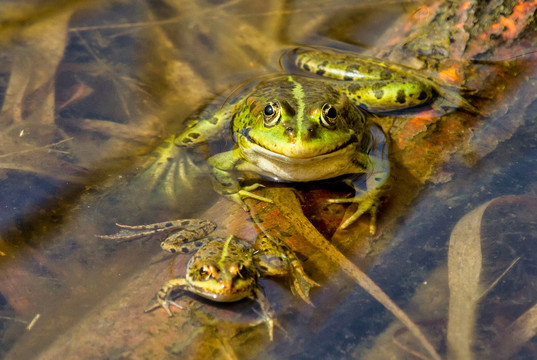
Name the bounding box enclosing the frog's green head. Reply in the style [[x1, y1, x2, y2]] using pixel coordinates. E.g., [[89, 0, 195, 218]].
[[185, 239, 257, 302], [231, 75, 369, 181], [233, 75, 366, 159]]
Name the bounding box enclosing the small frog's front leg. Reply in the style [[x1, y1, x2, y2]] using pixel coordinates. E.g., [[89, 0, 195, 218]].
[[145, 278, 190, 316], [209, 149, 273, 206]]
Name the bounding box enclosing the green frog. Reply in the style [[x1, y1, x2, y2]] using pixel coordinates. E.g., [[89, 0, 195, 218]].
[[100, 219, 319, 340], [145, 47, 470, 234]]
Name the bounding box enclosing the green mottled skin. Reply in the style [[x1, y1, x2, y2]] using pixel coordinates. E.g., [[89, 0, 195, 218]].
[[147, 48, 471, 232], [293, 48, 434, 112]]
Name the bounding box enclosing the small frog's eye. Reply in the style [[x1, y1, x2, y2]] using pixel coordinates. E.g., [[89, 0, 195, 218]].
[[263, 101, 281, 127], [321, 103, 338, 128], [199, 265, 212, 280], [237, 264, 249, 278]]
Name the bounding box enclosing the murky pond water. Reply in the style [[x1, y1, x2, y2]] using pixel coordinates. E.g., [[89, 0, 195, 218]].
[[1, 0, 537, 359]]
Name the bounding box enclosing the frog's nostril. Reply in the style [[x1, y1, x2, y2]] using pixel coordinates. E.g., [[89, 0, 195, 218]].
[[286, 126, 294, 133]]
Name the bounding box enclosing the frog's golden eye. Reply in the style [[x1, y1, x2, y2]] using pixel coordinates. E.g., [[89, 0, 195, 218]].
[[321, 103, 338, 128], [199, 265, 213, 280], [263, 101, 281, 127]]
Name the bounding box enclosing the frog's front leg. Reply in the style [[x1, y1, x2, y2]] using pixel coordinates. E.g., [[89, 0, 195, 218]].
[[145, 278, 190, 316], [329, 151, 390, 234], [209, 149, 273, 206]]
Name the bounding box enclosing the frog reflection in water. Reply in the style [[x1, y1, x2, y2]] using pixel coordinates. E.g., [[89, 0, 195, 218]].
[[146, 47, 470, 234], [102, 219, 318, 339]]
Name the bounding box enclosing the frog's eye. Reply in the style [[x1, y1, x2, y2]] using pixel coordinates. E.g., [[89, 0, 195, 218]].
[[263, 101, 281, 127], [321, 103, 338, 128], [199, 265, 213, 280], [237, 264, 250, 278]]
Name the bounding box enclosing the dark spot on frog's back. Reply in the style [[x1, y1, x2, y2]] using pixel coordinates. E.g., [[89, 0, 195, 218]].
[[396, 89, 406, 104], [348, 83, 362, 94], [418, 90, 428, 100], [380, 70, 393, 79], [374, 89, 384, 100]]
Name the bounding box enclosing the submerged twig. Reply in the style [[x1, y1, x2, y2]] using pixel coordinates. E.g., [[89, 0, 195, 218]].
[[26, 313, 40, 330], [0, 312, 40, 331]]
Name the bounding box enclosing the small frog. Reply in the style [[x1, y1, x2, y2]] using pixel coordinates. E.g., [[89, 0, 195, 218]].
[[144, 47, 470, 233], [100, 219, 318, 340]]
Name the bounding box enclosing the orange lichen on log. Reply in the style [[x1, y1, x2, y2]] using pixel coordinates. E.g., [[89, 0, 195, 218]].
[[439, 66, 461, 83], [480, 0, 537, 41], [396, 110, 440, 147]]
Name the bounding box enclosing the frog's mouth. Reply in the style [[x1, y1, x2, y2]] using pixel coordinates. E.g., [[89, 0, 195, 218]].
[[237, 129, 358, 159], [188, 279, 253, 302], [237, 134, 362, 182]]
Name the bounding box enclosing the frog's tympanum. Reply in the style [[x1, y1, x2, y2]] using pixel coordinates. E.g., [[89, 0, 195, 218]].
[[146, 47, 469, 233], [100, 219, 318, 340]]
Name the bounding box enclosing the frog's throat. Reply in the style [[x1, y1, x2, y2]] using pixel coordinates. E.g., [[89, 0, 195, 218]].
[[187, 279, 253, 302], [238, 135, 361, 182]]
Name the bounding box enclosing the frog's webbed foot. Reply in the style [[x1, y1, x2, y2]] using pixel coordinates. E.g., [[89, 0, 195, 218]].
[[97, 219, 217, 253], [137, 139, 209, 208], [288, 261, 320, 306], [252, 288, 275, 341], [145, 278, 188, 316], [145, 298, 184, 317], [328, 189, 381, 234]]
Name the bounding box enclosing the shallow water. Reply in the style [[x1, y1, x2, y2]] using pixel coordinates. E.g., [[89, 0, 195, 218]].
[[1, 0, 537, 359]]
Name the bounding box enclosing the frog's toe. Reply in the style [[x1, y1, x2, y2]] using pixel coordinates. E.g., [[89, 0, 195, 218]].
[[288, 261, 319, 305], [225, 187, 273, 209], [290, 274, 319, 306], [145, 299, 183, 316], [238, 186, 273, 204], [340, 201, 378, 233], [329, 193, 379, 233]]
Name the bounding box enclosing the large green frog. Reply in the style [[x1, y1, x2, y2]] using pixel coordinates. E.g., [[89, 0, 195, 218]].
[[146, 47, 468, 233]]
